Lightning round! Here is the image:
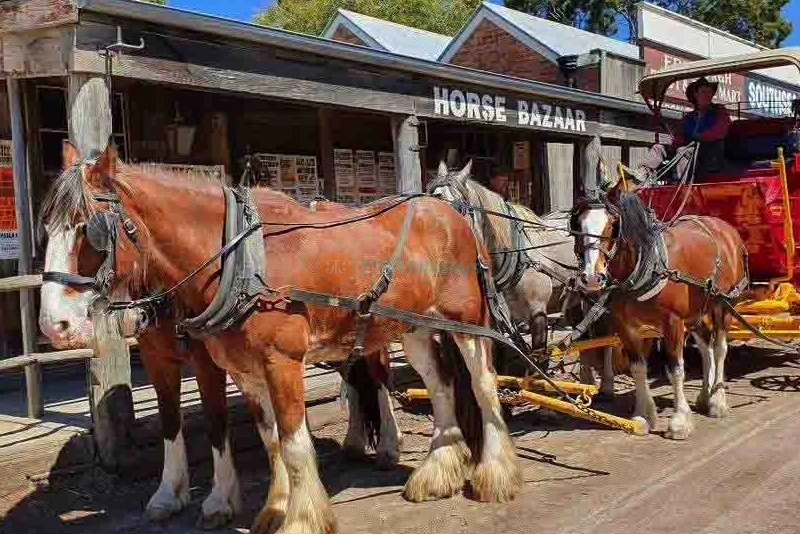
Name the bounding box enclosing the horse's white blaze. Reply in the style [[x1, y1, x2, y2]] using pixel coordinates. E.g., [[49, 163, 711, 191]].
[[202, 437, 241, 520], [39, 228, 94, 348], [580, 208, 610, 286], [146, 432, 190, 519]]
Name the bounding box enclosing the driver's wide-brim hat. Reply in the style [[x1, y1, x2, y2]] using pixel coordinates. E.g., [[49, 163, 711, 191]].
[[686, 77, 719, 105]]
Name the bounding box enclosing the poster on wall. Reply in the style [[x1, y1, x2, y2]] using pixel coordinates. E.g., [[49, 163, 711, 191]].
[[255, 154, 280, 188], [334, 149, 355, 188], [0, 167, 19, 260], [513, 141, 530, 170], [280, 155, 298, 188], [378, 152, 396, 194], [355, 150, 377, 189]]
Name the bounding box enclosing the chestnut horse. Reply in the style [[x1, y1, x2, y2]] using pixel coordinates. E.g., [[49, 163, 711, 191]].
[[39, 173, 401, 528], [572, 182, 747, 439], [39, 142, 521, 534]]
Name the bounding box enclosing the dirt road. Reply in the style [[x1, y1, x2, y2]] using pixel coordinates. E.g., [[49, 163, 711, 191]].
[[3, 344, 800, 534]]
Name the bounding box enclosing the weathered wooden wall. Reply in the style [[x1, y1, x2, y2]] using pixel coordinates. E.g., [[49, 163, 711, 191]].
[[601, 144, 623, 180], [0, 0, 77, 34], [546, 142, 574, 211], [600, 52, 645, 102]]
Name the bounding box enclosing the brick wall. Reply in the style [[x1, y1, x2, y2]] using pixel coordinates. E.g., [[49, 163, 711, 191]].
[[448, 19, 560, 83], [330, 25, 367, 46], [447, 18, 601, 92]]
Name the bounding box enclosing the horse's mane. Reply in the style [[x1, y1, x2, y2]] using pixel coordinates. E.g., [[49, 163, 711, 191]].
[[616, 190, 658, 256]]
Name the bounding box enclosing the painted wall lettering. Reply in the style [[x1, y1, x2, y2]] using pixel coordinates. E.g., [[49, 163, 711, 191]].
[[746, 78, 799, 117], [431, 86, 587, 132]]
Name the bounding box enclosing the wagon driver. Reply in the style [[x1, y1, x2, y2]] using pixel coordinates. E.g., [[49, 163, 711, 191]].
[[633, 76, 732, 183]]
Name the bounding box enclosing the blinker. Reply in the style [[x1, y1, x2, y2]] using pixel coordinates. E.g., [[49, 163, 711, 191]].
[[86, 211, 117, 253]]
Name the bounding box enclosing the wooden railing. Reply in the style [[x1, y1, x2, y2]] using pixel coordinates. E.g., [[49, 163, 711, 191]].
[[0, 274, 136, 471]]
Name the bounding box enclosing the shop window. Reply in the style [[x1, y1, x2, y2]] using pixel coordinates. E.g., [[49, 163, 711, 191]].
[[37, 86, 128, 173]]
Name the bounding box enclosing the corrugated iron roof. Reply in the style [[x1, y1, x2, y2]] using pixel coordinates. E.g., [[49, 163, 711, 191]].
[[482, 3, 640, 61], [324, 9, 452, 61]]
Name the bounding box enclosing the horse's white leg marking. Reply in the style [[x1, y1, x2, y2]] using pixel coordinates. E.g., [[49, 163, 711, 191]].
[[630, 360, 657, 434], [691, 331, 716, 414], [278, 419, 333, 534], [145, 430, 191, 521], [453, 334, 522, 503], [376, 384, 402, 470], [342, 382, 368, 459], [666, 354, 694, 440], [401, 330, 469, 502], [233, 378, 289, 534], [200, 435, 241, 528], [708, 329, 730, 418], [600, 346, 615, 397]]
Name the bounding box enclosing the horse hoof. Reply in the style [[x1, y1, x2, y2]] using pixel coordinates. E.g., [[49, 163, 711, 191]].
[[250, 506, 285, 534], [708, 401, 729, 419], [666, 413, 693, 440], [199, 510, 234, 530], [402, 440, 469, 502], [343, 444, 368, 462], [145, 486, 189, 523], [631, 416, 651, 436], [376, 450, 398, 471]]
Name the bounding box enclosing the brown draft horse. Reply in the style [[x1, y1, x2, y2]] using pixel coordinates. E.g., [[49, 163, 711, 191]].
[[39, 142, 522, 534], [39, 164, 401, 528], [572, 180, 747, 439]]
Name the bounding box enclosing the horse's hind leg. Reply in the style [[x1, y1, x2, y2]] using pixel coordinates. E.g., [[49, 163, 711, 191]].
[[192, 348, 240, 528], [691, 325, 716, 415], [708, 307, 730, 418], [452, 333, 522, 503], [401, 329, 469, 502], [139, 350, 190, 522], [663, 318, 693, 440], [600, 346, 615, 397], [376, 382, 402, 470]]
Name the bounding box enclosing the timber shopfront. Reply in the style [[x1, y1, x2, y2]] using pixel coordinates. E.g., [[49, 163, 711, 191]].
[[0, 0, 665, 359]]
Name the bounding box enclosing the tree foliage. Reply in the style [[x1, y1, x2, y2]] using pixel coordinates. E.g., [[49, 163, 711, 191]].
[[504, 0, 792, 47], [254, 0, 482, 36]]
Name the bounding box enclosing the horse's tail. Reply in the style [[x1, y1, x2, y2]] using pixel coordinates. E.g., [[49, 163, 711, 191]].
[[344, 358, 381, 450], [439, 331, 484, 464]]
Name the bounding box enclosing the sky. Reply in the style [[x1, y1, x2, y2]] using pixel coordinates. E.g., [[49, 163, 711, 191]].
[[165, 0, 800, 46]]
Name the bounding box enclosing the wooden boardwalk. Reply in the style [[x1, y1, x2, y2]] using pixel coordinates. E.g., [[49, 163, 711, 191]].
[[0, 361, 345, 498]]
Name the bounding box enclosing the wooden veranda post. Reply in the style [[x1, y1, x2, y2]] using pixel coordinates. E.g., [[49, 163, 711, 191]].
[[68, 73, 135, 472], [7, 77, 43, 419], [391, 115, 422, 193], [317, 108, 336, 200]]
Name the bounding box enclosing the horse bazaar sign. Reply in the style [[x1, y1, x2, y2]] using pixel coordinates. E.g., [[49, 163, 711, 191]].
[[431, 86, 588, 133]]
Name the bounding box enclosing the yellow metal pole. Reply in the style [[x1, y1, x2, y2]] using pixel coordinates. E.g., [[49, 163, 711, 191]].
[[769, 147, 795, 290], [516, 390, 647, 435]]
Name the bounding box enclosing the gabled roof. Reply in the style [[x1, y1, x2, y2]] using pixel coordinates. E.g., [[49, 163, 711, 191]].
[[321, 9, 451, 61], [439, 2, 640, 63]]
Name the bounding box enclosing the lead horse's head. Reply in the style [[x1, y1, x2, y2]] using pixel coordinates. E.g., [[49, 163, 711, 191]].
[[570, 183, 623, 293], [39, 140, 147, 349]]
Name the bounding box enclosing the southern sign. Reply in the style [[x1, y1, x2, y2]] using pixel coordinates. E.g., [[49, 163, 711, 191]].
[[0, 167, 19, 260], [745, 77, 799, 117], [431, 86, 589, 133]]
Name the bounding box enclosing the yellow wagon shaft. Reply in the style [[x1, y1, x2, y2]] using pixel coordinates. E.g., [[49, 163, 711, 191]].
[[402, 377, 645, 435]]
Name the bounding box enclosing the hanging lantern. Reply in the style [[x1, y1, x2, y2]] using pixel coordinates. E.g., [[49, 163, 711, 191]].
[[165, 103, 196, 160]]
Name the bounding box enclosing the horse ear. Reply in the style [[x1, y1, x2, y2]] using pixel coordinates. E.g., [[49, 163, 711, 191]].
[[455, 160, 472, 183], [86, 142, 118, 186], [437, 160, 448, 179], [61, 140, 79, 170]]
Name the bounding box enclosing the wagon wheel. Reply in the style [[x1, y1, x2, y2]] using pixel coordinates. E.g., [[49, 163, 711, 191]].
[[750, 375, 800, 392]]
